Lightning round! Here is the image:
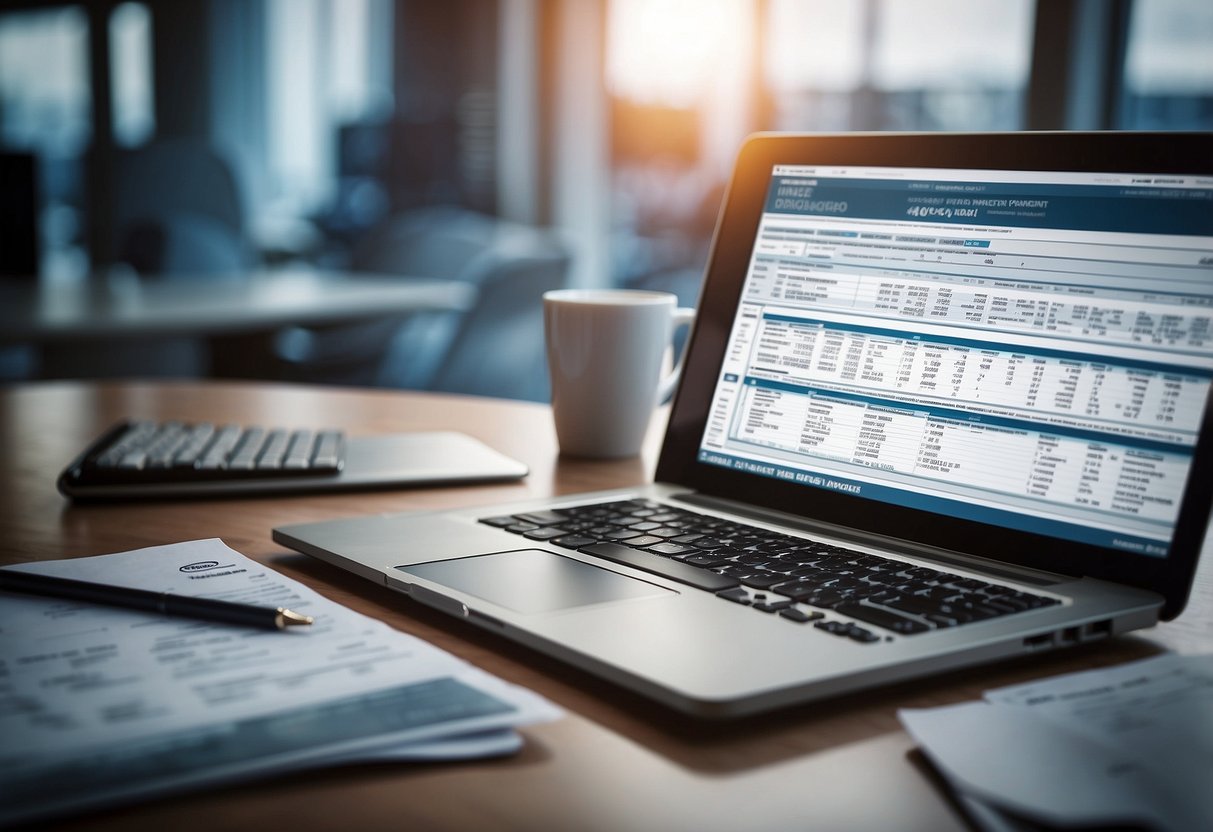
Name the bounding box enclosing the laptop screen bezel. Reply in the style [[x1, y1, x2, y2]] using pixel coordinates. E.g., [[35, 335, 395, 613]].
[[657, 132, 1213, 620]]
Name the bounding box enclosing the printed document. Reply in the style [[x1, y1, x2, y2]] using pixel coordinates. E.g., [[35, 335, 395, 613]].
[[899, 653, 1213, 832], [0, 539, 560, 825]]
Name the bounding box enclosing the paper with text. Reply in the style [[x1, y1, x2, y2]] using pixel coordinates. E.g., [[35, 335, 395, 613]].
[[0, 539, 559, 825], [899, 653, 1212, 832]]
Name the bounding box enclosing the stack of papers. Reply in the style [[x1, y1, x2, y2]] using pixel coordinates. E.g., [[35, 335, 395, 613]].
[[0, 539, 562, 826], [899, 653, 1213, 832]]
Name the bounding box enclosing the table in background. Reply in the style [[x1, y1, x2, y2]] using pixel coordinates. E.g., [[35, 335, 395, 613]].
[[2, 381, 1209, 831], [0, 269, 472, 382], [0, 269, 471, 344]]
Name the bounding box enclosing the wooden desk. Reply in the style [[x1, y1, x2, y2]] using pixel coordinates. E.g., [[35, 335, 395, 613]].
[[3, 381, 1209, 831]]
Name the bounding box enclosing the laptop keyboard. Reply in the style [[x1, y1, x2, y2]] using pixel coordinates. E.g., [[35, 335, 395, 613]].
[[481, 499, 1058, 644]]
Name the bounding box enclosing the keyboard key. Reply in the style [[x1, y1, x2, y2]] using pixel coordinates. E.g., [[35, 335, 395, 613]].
[[312, 430, 343, 469], [834, 602, 931, 635], [779, 608, 823, 623], [752, 599, 793, 613], [901, 566, 943, 581], [523, 527, 565, 541], [283, 430, 316, 469], [716, 587, 751, 605], [198, 425, 242, 467], [948, 578, 988, 591], [950, 602, 1005, 620], [578, 542, 739, 592], [847, 627, 881, 643], [736, 552, 774, 566], [480, 515, 519, 528], [914, 585, 959, 601], [514, 510, 568, 526], [879, 593, 952, 618], [172, 424, 214, 466], [740, 573, 787, 590], [822, 576, 865, 591], [860, 571, 905, 587], [147, 426, 190, 467], [647, 542, 698, 557], [814, 620, 850, 635], [770, 581, 818, 602], [229, 427, 267, 467], [683, 553, 735, 568], [624, 535, 663, 547], [552, 535, 599, 549], [118, 451, 148, 470], [256, 429, 290, 469]]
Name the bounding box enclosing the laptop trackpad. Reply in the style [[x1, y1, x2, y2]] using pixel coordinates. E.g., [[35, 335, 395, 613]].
[[398, 549, 673, 615]]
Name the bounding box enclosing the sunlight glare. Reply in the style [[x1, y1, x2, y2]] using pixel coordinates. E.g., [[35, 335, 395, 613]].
[[606, 0, 748, 108]]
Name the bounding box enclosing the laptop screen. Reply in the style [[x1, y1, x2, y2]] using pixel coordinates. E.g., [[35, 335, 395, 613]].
[[696, 164, 1213, 560]]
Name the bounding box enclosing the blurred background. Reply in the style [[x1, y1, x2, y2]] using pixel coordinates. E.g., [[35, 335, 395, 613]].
[[1, 0, 1211, 400]]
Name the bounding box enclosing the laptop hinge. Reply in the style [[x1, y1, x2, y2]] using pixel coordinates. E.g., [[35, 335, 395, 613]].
[[670, 491, 1074, 586]]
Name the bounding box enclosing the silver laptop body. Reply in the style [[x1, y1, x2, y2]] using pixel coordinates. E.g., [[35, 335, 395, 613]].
[[277, 133, 1213, 717]]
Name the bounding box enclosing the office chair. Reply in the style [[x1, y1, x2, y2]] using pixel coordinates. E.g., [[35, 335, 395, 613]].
[[277, 207, 569, 399], [110, 138, 251, 277], [40, 140, 251, 380], [426, 243, 570, 402], [268, 207, 491, 386]]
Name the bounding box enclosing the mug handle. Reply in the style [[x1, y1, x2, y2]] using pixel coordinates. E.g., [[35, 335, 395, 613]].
[[657, 307, 696, 403]]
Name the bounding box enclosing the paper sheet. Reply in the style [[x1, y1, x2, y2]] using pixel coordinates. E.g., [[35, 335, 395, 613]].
[[0, 539, 560, 825], [899, 653, 1213, 832]]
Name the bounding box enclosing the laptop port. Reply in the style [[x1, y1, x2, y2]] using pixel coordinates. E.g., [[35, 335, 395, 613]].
[[1083, 619, 1113, 639], [1059, 626, 1081, 645], [1023, 633, 1053, 649]]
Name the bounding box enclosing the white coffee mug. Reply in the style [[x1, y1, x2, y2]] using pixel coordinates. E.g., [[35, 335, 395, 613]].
[[544, 289, 695, 458]]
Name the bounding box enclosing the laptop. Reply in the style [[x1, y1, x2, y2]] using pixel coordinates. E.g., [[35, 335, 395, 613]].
[[276, 132, 1213, 717]]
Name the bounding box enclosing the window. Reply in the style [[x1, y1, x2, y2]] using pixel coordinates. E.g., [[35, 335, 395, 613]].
[[765, 0, 1035, 131], [0, 7, 90, 154], [604, 0, 754, 290], [110, 2, 154, 147], [0, 6, 90, 279], [1122, 0, 1213, 129], [266, 0, 394, 216]]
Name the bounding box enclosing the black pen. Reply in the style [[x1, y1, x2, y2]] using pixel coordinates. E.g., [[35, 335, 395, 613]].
[[0, 569, 314, 630]]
